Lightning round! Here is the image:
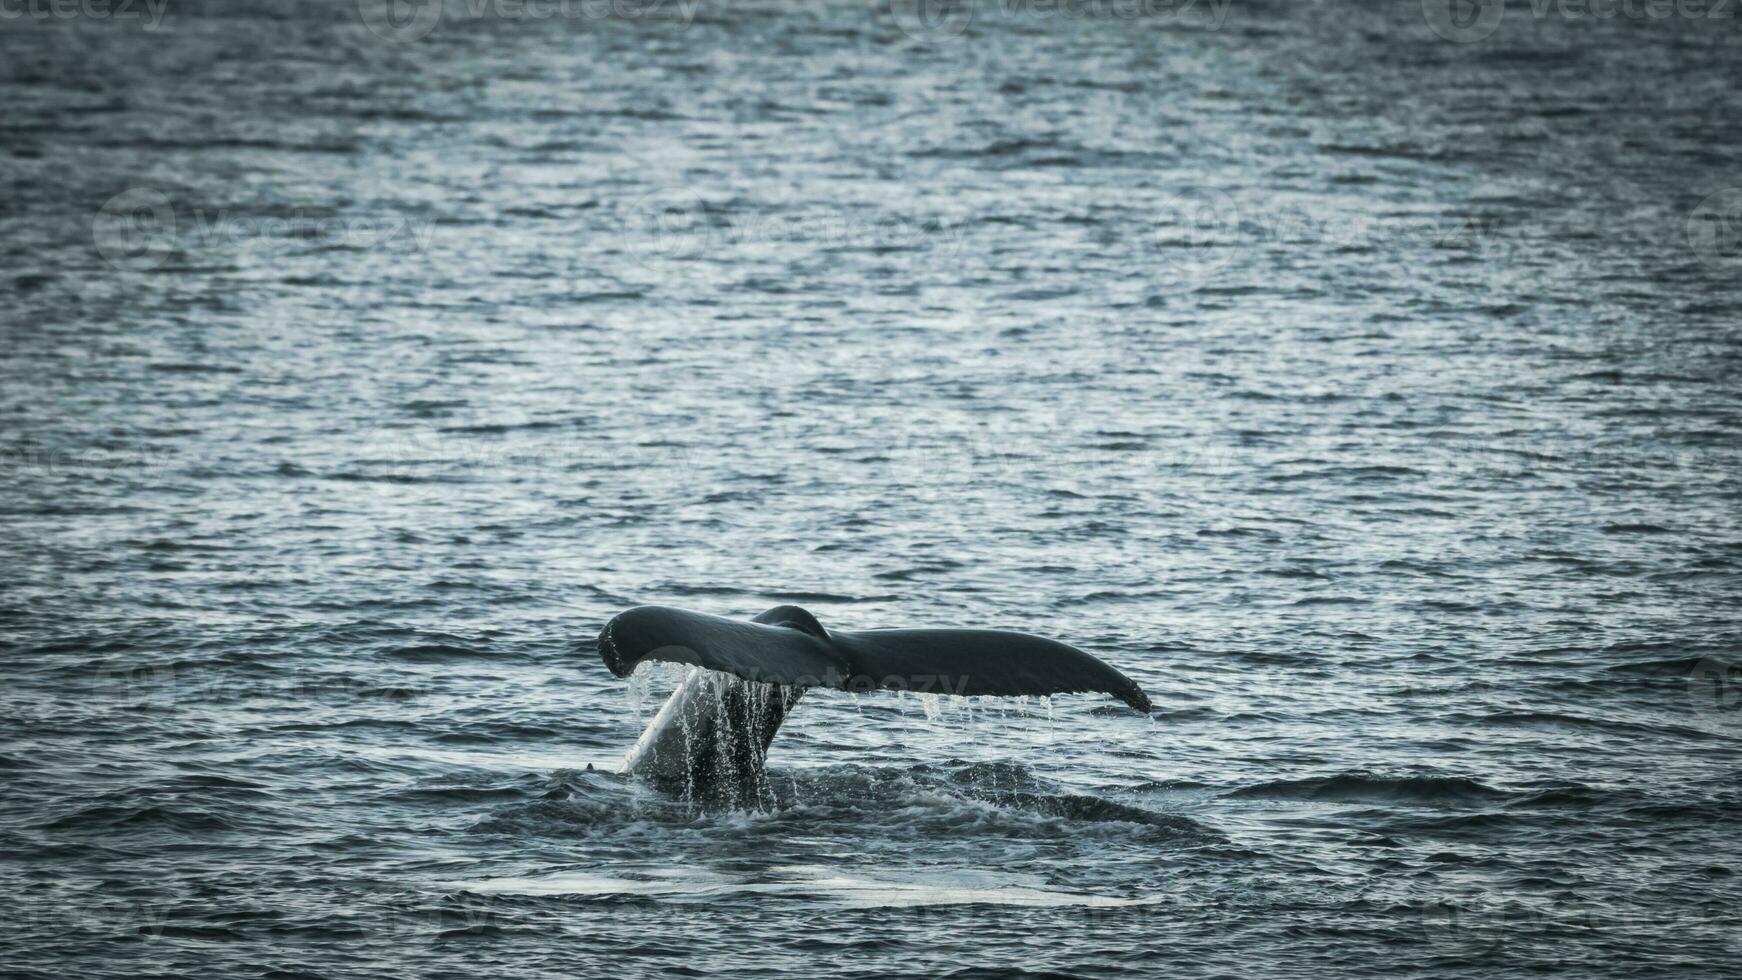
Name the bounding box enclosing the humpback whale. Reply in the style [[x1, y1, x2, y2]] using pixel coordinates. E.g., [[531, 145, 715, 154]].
[[597, 604, 1152, 807]]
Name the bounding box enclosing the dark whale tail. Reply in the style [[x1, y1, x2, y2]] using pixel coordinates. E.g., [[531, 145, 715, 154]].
[[597, 604, 1150, 806], [600, 604, 1151, 712]]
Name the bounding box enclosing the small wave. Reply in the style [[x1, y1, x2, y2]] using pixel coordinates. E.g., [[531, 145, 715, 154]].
[[1506, 783, 1606, 809], [1603, 522, 1674, 534], [1196, 526, 1272, 538], [383, 643, 493, 662], [1224, 771, 1511, 807], [1128, 778, 1212, 792], [1258, 566, 1330, 580], [324, 471, 443, 486], [1057, 590, 1162, 606], [1606, 656, 1711, 676], [999, 792, 1206, 833], [1459, 710, 1727, 740], [403, 398, 468, 416], [150, 773, 272, 796], [1374, 811, 1523, 838], [872, 563, 962, 581], [662, 584, 749, 597], [145, 362, 243, 375], [763, 591, 900, 604], [943, 970, 1104, 980], [35, 802, 238, 833], [391, 784, 534, 803], [438, 420, 564, 434]]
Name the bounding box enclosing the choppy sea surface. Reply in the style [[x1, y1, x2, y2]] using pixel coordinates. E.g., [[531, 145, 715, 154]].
[[4, 1, 1741, 977]]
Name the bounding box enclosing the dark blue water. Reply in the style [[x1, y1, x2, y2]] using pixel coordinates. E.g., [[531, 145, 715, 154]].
[[4, 1, 1740, 977]]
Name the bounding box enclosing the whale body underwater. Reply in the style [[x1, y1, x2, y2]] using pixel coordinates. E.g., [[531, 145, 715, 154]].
[[596, 604, 1152, 806]]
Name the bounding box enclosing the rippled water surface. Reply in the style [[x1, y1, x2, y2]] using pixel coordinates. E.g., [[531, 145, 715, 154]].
[[4, 1, 1741, 977]]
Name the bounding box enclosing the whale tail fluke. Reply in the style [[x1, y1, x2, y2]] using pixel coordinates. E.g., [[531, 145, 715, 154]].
[[596, 604, 1151, 804], [598, 604, 1151, 713]]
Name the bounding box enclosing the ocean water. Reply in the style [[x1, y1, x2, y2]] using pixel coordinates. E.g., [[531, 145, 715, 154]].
[[3, 1, 1740, 977]]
